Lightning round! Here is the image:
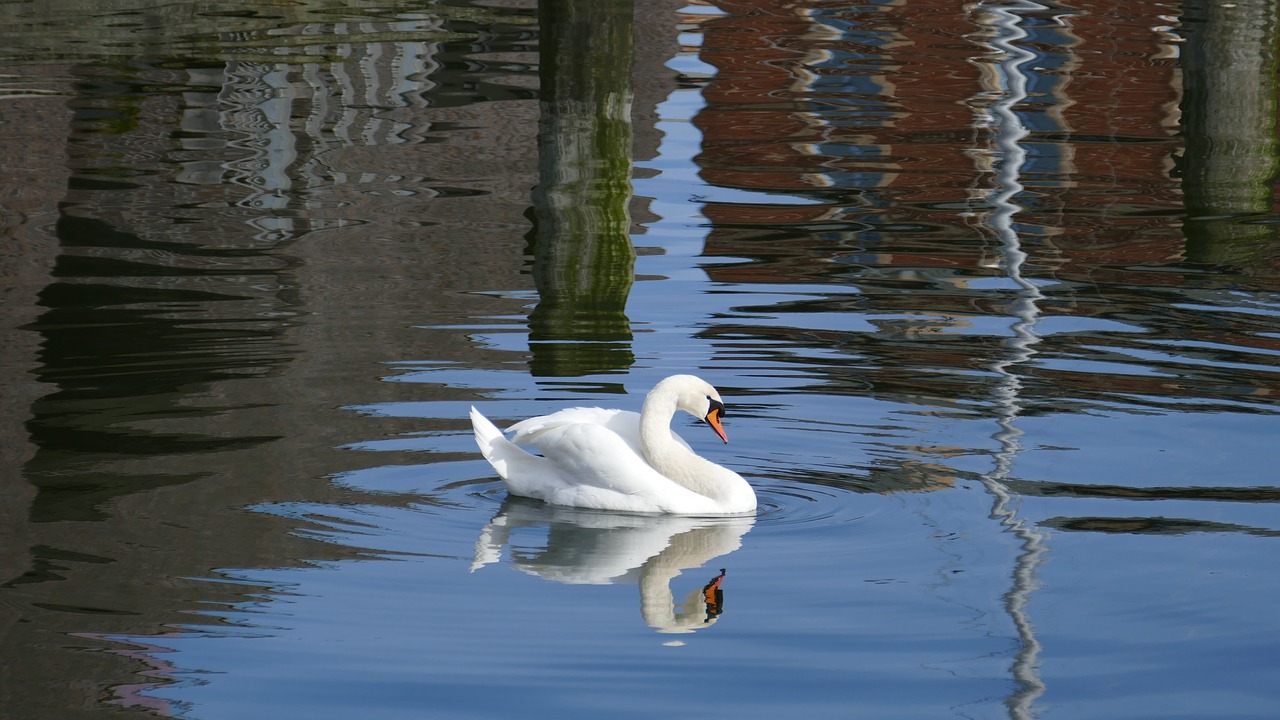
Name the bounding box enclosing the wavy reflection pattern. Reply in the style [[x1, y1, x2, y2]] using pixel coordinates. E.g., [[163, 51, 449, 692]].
[[3, 5, 540, 716], [689, 0, 1278, 717]]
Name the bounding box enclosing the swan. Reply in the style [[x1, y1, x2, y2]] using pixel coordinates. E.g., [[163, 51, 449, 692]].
[[469, 374, 757, 515]]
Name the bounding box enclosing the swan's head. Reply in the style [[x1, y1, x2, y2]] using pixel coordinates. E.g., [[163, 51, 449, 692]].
[[653, 374, 731, 444]]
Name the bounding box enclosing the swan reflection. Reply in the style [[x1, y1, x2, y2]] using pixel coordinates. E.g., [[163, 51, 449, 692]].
[[471, 497, 754, 635]]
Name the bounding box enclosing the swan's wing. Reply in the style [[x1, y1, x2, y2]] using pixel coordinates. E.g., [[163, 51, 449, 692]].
[[506, 420, 650, 493], [508, 407, 631, 441], [471, 406, 567, 488], [508, 407, 692, 454], [476, 405, 716, 513], [508, 421, 715, 514]]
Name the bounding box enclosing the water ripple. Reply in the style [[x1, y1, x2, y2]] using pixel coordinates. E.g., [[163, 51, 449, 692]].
[[751, 481, 871, 529]]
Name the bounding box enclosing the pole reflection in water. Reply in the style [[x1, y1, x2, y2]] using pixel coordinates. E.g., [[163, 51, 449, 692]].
[[471, 497, 753, 639], [527, 0, 638, 378], [969, 2, 1052, 716], [1180, 0, 1280, 267]]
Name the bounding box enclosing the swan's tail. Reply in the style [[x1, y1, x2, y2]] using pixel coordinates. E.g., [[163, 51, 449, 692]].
[[469, 406, 522, 482]]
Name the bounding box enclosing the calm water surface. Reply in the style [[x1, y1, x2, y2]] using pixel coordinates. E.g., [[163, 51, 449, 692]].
[[1, 1, 1278, 718]]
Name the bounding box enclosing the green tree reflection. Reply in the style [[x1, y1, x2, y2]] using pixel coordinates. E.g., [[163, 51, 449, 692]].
[[526, 0, 637, 377], [1180, 0, 1280, 268]]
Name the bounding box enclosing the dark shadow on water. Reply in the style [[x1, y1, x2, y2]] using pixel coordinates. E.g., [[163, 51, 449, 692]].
[[1043, 515, 1280, 537], [22, 211, 291, 522]]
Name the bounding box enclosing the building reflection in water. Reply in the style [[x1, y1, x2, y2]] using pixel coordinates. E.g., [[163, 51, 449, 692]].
[[687, 0, 1277, 716], [0, 4, 544, 716]]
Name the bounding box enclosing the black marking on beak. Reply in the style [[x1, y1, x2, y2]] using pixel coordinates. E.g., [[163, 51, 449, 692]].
[[705, 398, 728, 443]]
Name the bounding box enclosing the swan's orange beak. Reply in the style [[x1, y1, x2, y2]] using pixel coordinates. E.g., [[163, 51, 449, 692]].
[[706, 403, 728, 443]]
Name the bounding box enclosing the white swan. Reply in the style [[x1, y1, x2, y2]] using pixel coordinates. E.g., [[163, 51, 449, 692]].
[[469, 374, 757, 515]]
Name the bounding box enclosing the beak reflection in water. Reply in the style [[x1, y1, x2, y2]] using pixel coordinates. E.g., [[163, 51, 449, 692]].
[[702, 568, 727, 620]]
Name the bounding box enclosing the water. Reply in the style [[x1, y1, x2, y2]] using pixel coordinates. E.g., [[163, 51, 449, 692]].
[[1, 0, 1278, 718]]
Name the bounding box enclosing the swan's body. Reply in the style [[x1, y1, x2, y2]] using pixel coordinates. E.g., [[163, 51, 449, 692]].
[[469, 375, 756, 515]]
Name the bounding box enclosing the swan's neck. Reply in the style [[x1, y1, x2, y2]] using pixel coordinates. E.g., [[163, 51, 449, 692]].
[[639, 393, 735, 502]]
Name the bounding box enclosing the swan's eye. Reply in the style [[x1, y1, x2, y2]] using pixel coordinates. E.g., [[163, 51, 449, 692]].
[[707, 397, 726, 418]]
